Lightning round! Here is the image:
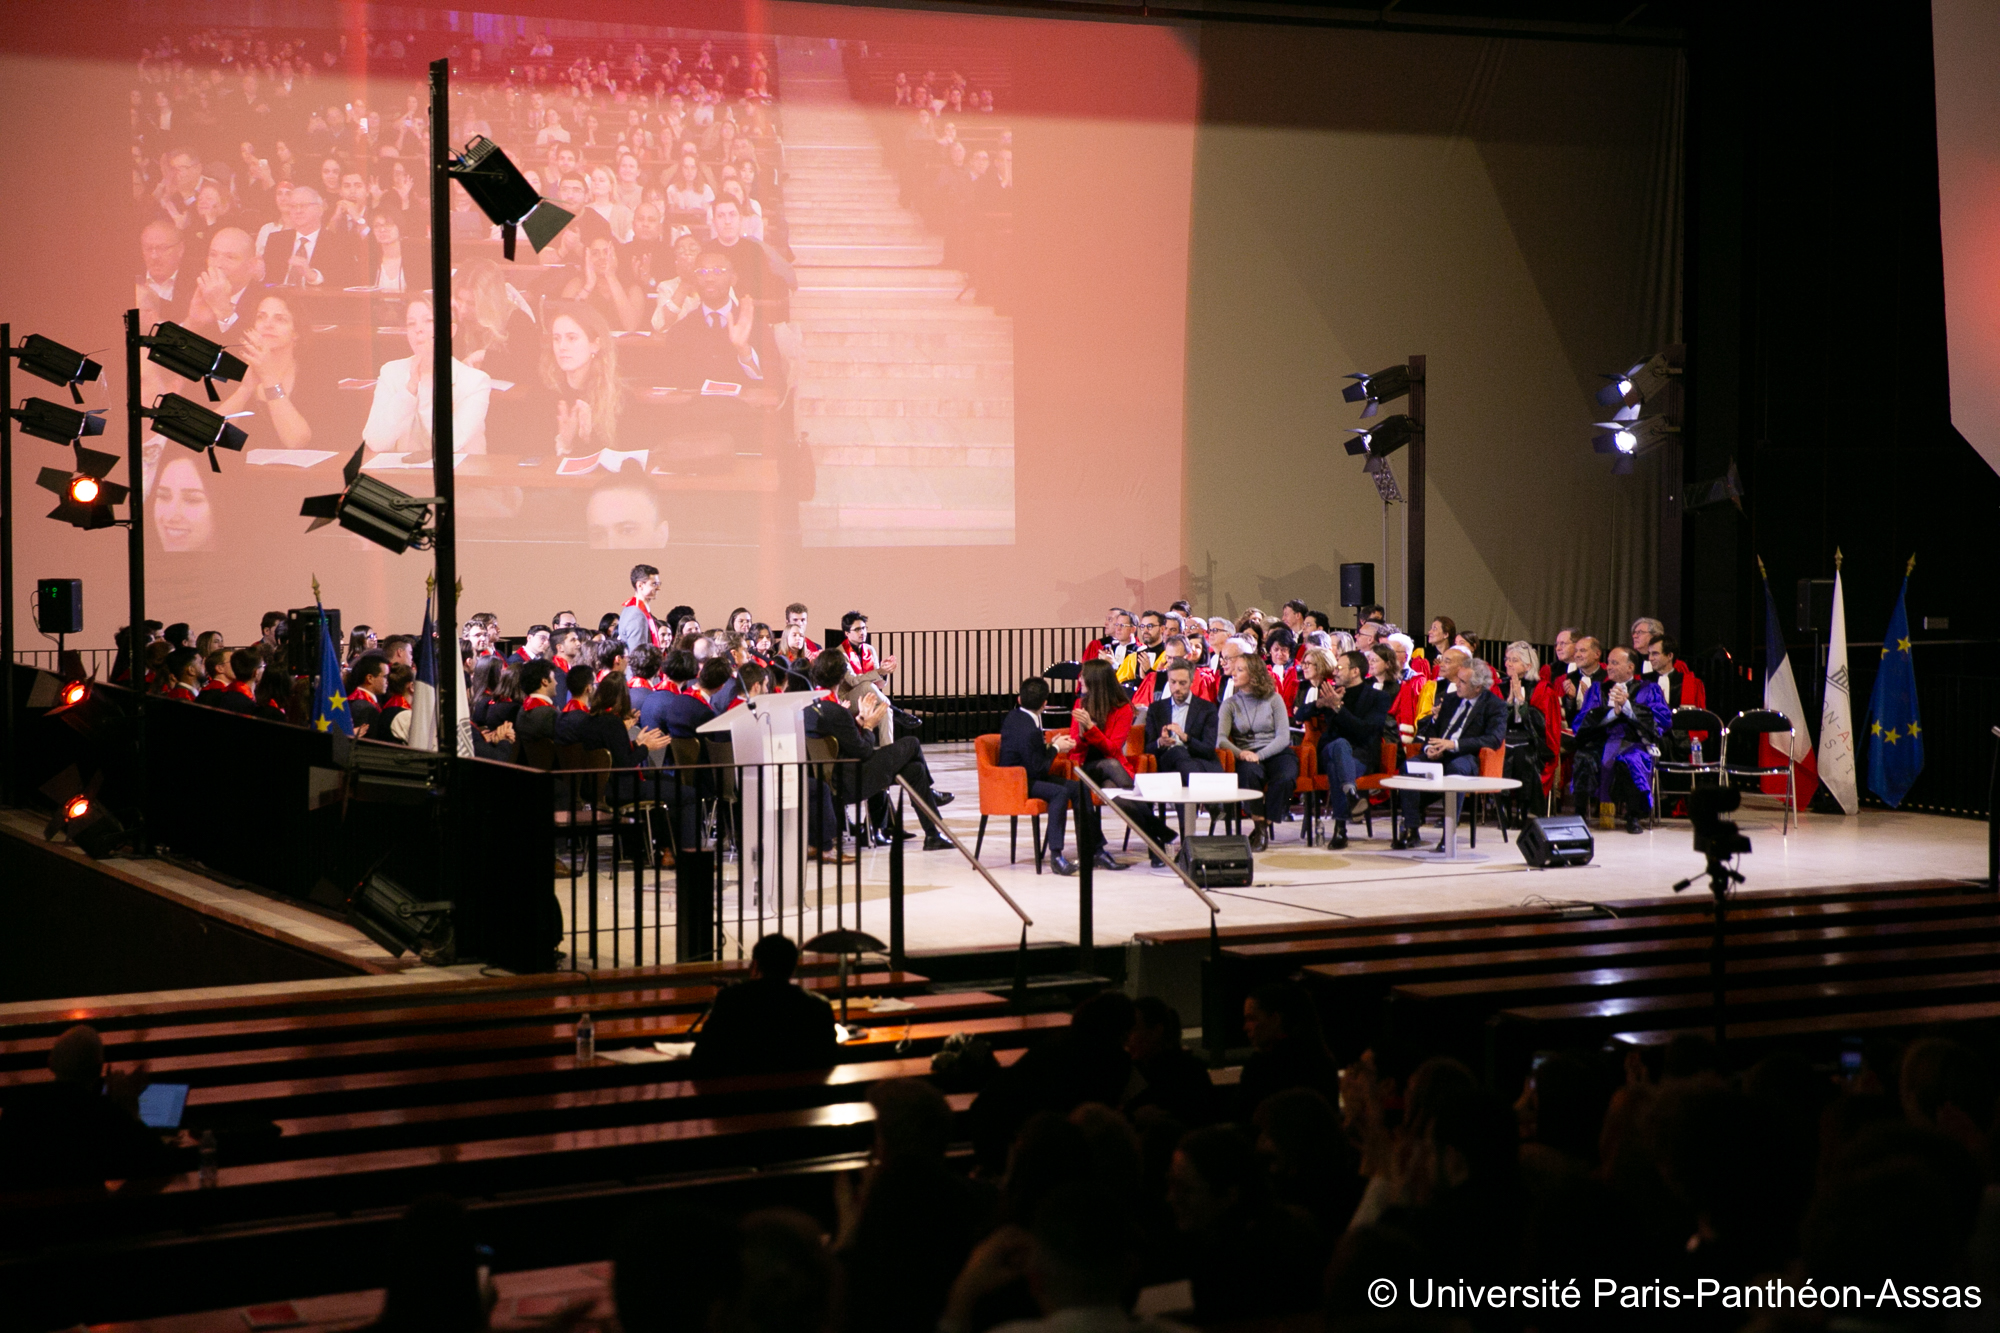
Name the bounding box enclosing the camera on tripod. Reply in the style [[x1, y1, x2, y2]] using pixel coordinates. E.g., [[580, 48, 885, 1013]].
[[1689, 785, 1752, 860]]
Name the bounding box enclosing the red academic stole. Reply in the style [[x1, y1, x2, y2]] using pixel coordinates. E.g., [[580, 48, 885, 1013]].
[[520, 695, 554, 712], [165, 683, 199, 702], [231, 680, 258, 701], [841, 641, 877, 675], [622, 596, 662, 646], [562, 698, 590, 713]]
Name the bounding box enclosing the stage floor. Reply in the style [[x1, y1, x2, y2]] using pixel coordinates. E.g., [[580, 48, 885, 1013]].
[[5, 744, 1988, 1016]]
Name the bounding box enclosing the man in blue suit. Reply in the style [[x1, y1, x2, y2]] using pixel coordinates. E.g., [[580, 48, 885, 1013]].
[[1571, 644, 1670, 835], [629, 644, 709, 858], [999, 678, 1085, 875]]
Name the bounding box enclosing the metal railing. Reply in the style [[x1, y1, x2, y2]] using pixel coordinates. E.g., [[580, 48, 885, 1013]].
[[864, 625, 1098, 741], [13, 647, 117, 677]]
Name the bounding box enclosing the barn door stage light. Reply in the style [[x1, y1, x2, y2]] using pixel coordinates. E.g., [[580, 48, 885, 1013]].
[[36, 442, 128, 530], [1592, 412, 1675, 475], [1344, 413, 1416, 460], [301, 445, 442, 553], [451, 136, 574, 260], [10, 397, 105, 444], [1595, 350, 1676, 414], [149, 393, 249, 472], [1341, 364, 1413, 419], [10, 334, 103, 403], [144, 322, 247, 402]]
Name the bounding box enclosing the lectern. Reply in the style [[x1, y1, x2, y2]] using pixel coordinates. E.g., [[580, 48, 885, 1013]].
[[697, 691, 818, 908]]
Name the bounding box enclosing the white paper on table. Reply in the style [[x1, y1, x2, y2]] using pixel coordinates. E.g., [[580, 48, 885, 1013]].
[[1135, 772, 1186, 800], [865, 997, 916, 1013], [650, 1041, 698, 1059], [1187, 772, 1240, 797], [598, 1046, 682, 1064], [1406, 761, 1444, 780], [245, 449, 339, 468], [362, 451, 411, 470]]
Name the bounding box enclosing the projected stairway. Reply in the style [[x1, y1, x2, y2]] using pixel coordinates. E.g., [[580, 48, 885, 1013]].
[[776, 42, 1015, 547]]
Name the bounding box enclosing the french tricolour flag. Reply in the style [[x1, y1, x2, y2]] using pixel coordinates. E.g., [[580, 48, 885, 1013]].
[[1760, 567, 1819, 808], [407, 590, 438, 753]]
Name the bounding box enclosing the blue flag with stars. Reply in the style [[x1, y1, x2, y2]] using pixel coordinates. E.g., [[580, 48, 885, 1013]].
[[311, 597, 353, 736], [1866, 566, 1921, 807]]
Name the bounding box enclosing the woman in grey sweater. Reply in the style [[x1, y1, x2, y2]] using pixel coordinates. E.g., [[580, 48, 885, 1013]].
[[1218, 654, 1299, 850]]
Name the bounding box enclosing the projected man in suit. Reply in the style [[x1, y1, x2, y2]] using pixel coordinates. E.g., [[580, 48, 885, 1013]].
[[263, 187, 364, 289], [182, 227, 263, 340], [657, 248, 779, 389], [1570, 645, 1670, 835], [999, 678, 1082, 876]]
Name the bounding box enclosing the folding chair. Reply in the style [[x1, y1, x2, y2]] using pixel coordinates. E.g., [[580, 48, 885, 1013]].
[[1653, 706, 1725, 826], [1720, 708, 1797, 835]]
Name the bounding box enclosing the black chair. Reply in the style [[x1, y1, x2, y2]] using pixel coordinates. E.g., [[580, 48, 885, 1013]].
[[1652, 706, 1726, 826], [1720, 708, 1798, 835]]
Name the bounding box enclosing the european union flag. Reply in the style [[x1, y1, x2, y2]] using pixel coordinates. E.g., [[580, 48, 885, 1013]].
[[1866, 562, 1922, 807], [311, 599, 353, 736]]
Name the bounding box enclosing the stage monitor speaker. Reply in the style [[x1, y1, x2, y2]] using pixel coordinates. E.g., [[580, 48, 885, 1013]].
[[1339, 563, 1376, 609], [285, 605, 342, 676], [1519, 814, 1595, 868], [1186, 835, 1254, 887], [1797, 578, 1834, 636], [36, 579, 82, 635], [676, 850, 717, 961]]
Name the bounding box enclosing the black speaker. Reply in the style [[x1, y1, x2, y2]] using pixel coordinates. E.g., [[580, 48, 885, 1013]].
[[285, 605, 341, 675], [1796, 578, 1834, 636], [35, 579, 82, 635], [1186, 835, 1254, 887], [1339, 563, 1376, 609], [676, 850, 717, 961], [1519, 814, 1595, 868]]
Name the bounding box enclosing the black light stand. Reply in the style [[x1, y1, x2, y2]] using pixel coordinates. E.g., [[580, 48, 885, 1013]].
[[123, 308, 149, 851], [429, 56, 459, 758], [1673, 785, 1751, 1052], [1406, 353, 1426, 639], [1, 322, 13, 807], [1987, 725, 1998, 893]]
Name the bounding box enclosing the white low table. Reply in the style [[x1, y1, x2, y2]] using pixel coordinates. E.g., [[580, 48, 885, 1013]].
[[1116, 786, 1262, 873], [1380, 774, 1521, 862]]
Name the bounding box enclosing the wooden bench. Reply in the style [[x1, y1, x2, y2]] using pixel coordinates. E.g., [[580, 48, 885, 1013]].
[[1612, 999, 2000, 1052]]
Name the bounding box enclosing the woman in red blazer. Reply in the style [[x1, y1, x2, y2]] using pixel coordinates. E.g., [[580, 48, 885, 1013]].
[[1068, 657, 1174, 858]]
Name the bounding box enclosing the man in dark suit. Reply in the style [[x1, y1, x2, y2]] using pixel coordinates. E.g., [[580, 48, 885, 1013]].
[[262, 187, 365, 289], [344, 652, 389, 736], [686, 934, 838, 1077], [657, 245, 781, 389], [1000, 678, 1083, 876], [1392, 651, 1506, 850], [807, 650, 950, 851], [1297, 650, 1390, 849], [181, 227, 264, 341], [515, 660, 561, 751], [1144, 661, 1221, 778]]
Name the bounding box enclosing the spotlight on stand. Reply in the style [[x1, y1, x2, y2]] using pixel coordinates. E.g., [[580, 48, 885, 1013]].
[[1344, 413, 1415, 461], [1591, 413, 1675, 475], [10, 334, 103, 403], [40, 770, 126, 859], [1341, 364, 1412, 419], [144, 322, 247, 402], [35, 443, 128, 530], [346, 870, 456, 964], [10, 397, 105, 445], [451, 136, 574, 261], [149, 393, 249, 472], [301, 445, 441, 553]]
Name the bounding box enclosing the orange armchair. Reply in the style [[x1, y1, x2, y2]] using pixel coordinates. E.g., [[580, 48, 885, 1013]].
[[974, 734, 1049, 872], [1352, 736, 1411, 842], [1469, 745, 1512, 848], [1294, 720, 1330, 845]]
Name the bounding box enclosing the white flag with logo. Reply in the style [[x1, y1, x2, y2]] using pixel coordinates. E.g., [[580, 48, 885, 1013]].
[[1818, 560, 1858, 813]]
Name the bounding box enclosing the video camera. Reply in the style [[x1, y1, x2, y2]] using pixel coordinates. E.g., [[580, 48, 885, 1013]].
[[1689, 785, 1751, 861]]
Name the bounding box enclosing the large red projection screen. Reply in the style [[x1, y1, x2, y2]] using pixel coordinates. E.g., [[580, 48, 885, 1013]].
[[0, 3, 1194, 643], [1934, 0, 2000, 475]]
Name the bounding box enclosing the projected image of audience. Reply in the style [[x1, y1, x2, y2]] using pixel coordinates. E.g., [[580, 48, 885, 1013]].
[[129, 23, 1017, 565]]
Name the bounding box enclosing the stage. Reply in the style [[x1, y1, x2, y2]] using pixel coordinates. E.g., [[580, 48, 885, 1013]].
[[3, 742, 1991, 1020]]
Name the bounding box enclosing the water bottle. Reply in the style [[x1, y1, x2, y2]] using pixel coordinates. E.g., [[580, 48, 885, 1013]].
[[1690, 736, 1703, 765], [575, 1012, 596, 1064], [197, 1129, 219, 1189]]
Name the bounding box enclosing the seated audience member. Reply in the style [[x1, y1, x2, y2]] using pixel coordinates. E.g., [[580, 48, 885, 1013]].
[[1237, 980, 1339, 1120], [642, 650, 717, 738], [1067, 657, 1176, 865], [1570, 645, 1669, 834], [1631, 616, 1669, 672], [1168, 1126, 1328, 1325], [205, 647, 264, 714], [999, 677, 1081, 876], [1295, 649, 1388, 849], [1215, 653, 1296, 852], [971, 992, 1137, 1173], [838, 1079, 998, 1333], [1123, 996, 1217, 1127], [562, 233, 647, 332], [807, 650, 951, 851], [378, 663, 416, 742], [1502, 641, 1561, 802], [256, 664, 297, 722], [514, 659, 561, 751], [1565, 634, 1607, 731], [542, 301, 628, 457], [657, 245, 779, 389], [1266, 627, 1300, 708], [345, 652, 389, 734], [470, 656, 521, 732], [687, 933, 838, 1076], [1144, 661, 1221, 781], [360, 294, 493, 457], [616, 1207, 742, 1333], [0, 1025, 178, 1191], [159, 646, 203, 701], [556, 674, 669, 768], [1392, 652, 1506, 850], [1646, 633, 1706, 716], [511, 625, 551, 666], [212, 292, 329, 451], [838, 610, 902, 741], [940, 1183, 1175, 1333], [366, 1195, 493, 1333]]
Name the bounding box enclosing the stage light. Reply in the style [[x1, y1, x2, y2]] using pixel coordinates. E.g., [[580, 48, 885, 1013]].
[[36, 442, 129, 530], [452, 136, 574, 260], [54, 679, 90, 711], [1343, 413, 1415, 460], [144, 322, 247, 402], [41, 772, 125, 860], [346, 870, 456, 963], [1341, 364, 1412, 419], [301, 446, 440, 553], [10, 397, 105, 444], [10, 334, 103, 403], [1595, 350, 1676, 411], [1591, 414, 1676, 477], [149, 393, 249, 471]]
